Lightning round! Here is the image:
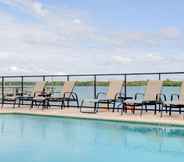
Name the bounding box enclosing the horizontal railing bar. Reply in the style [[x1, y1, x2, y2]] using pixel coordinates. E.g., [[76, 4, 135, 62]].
[[0, 73, 124, 78], [1, 71, 184, 79], [125, 72, 184, 76]]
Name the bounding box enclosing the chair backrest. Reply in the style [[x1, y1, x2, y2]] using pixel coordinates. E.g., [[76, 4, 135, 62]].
[[32, 81, 47, 97], [61, 81, 76, 98], [144, 80, 163, 101], [179, 81, 184, 101], [106, 80, 124, 99]]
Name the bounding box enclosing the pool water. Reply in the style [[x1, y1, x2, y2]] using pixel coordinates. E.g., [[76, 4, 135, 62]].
[[0, 115, 184, 162]]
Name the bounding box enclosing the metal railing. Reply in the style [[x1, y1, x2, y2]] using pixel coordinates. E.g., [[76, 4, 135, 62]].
[[1, 71, 184, 107]]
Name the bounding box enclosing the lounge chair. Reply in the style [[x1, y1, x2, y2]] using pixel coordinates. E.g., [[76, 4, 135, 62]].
[[48, 81, 79, 109], [80, 80, 124, 113], [2, 89, 17, 108], [123, 80, 163, 115], [162, 81, 184, 116], [17, 81, 47, 107]]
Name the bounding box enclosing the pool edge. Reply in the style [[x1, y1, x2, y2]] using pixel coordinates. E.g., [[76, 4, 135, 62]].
[[0, 112, 184, 128]]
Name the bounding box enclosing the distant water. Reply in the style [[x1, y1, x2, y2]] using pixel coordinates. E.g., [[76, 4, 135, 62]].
[[1, 86, 180, 101], [73, 86, 180, 100]]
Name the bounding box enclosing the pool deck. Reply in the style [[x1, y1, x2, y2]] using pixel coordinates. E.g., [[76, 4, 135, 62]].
[[0, 105, 184, 126]]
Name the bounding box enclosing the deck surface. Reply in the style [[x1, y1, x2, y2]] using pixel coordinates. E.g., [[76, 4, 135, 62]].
[[0, 105, 184, 126]]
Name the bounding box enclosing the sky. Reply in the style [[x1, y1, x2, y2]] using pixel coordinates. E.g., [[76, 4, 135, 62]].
[[0, 0, 184, 75]]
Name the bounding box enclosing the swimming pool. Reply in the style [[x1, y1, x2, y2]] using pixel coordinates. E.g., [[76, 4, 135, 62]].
[[0, 115, 183, 162]]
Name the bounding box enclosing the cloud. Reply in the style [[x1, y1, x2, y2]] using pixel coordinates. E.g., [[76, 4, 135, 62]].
[[0, 1, 183, 75], [106, 28, 182, 50], [0, 0, 48, 16], [109, 52, 184, 73], [112, 55, 133, 64], [160, 27, 181, 40], [73, 18, 81, 24], [142, 53, 164, 62], [9, 66, 17, 71]]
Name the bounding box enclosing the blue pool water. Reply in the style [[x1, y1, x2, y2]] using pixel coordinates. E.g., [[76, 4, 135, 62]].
[[0, 115, 184, 162]]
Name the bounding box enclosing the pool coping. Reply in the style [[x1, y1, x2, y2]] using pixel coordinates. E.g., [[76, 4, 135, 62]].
[[0, 111, 184, 128]]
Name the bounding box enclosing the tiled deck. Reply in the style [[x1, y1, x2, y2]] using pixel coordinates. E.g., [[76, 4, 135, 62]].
[[0, 105, 184, 127]]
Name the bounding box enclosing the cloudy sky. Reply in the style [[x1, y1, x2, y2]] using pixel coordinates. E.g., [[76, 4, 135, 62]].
[[0, 0, 184, 75]]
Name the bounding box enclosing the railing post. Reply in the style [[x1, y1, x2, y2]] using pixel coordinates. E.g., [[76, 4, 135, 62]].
[[94, 75, 97, 99], [158, 73, 161, 80], [21, 76, 24, 96], [1, 77, 4, 104], [43, 75, 46, 81], [124, 74, 127, 98], [67, 75, 70, 81]]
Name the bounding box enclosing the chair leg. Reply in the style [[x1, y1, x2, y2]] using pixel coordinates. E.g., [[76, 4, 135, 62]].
[[1, 103, 3, 108], [121, 103, 124, 115], [112, 102, 116, 112], [96, 102, 99, 113], [158, 104, 161, 112], [42, 100, 45, 110], [13, 100, 16, 108], [160, 103, 167, 117], [124, 104, 127, 113], [1, 98, 5, 108], [80, 100, 84, 112], [140, 104, 144, 116], [18, 99, 21, 108], [169, 105, 172, 116], [179, 107, 182, 114], [107, 102, 110, 111], [61, 100, 64, 110], [154, 104, 157, 115], [76, 100, 79, 108], [145, 105, 148, 112], [132, 105, 135, 114], [113, 102, 116, 112], [46, 100, 50, 109], [37, 101, 39, 108], [67, 101, 69, 107], [94, 102, 97, 113], [30, 100, 34, 109]]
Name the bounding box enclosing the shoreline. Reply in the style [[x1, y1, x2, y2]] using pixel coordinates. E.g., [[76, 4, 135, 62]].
[[1, 80, 182, 87]]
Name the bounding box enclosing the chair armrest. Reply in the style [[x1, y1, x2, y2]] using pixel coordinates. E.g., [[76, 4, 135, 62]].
[[63, 92, 72, 98], [171, 93, 179, 101], [114, 93, 122, 100], [135, 93, 144, 100], [119, 93, 125, 97], [71, 92, 79, 101], [156, 93, 167, 102], [6, 93, 14, 97], [63, 92, 79, 101], [97, 92, 107, 99], [46, 93, 52, 97], [34, 91, 44, 97]]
